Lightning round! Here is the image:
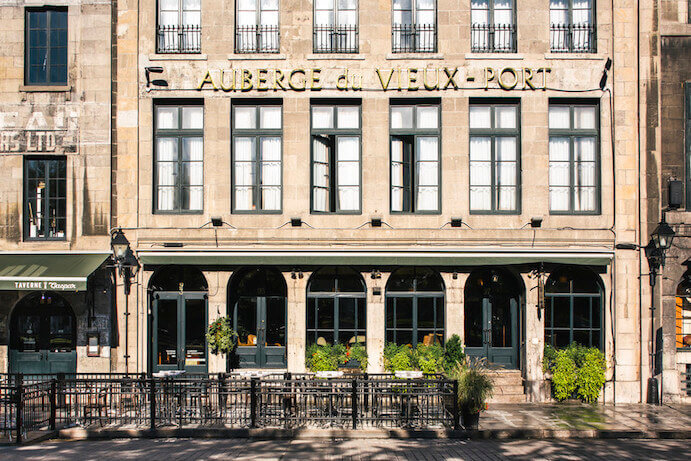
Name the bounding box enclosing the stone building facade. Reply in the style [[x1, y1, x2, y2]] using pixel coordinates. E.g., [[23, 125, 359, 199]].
[[0, 1, 114, 375]]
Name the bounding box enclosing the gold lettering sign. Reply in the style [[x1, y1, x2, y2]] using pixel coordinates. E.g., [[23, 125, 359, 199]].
[[196, 67, 552, 92]]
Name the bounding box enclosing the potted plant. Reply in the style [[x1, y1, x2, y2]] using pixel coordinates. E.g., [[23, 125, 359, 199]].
[[206, 316, 238, 355], [306, 343, 347, 372], [343, 342, 368, 372], [452, 357, 493, 430]]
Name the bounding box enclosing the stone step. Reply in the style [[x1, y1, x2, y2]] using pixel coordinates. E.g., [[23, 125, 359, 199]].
[[491, 385, 525, 395], [488, 393, 527, 404], [490, 375, 524, 386]]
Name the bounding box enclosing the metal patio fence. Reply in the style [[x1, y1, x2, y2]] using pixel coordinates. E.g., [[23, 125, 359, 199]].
[[0, 373, 458, 443]]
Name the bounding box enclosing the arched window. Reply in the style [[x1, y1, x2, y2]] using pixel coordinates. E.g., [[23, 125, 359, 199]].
[[306, 267, 366, 346], [676, 274, 691, 349], [545, 266, 603, 348], [385, 267, 445, 346], [149, 265, 208, 292]]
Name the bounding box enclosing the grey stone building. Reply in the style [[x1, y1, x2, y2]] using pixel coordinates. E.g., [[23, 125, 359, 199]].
[[0, 1, 115, 375]]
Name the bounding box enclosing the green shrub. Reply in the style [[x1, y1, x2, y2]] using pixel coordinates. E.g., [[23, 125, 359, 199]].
[[413, 343, 445, 374], [544, 344, 605, 402], [450, 358, 494, 414], [347, 342, 368, 372], [305, 343, 348, 372], [575, 348, 606, 403], [443, 334, 466, 372], [383, 343, 414, 372]]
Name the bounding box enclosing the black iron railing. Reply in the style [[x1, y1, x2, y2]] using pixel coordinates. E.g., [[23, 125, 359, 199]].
[[550, 23, 596, 53], [157, 24, 202, 54], [470, 23, 516, 53], [235, 25, 280, 53], [313, 25, 359, 53], [392, 24, 437, 53], [0, 373, 457, 443]]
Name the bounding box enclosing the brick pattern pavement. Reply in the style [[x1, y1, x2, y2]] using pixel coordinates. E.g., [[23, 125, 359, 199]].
[[0, 438, 688, 460]]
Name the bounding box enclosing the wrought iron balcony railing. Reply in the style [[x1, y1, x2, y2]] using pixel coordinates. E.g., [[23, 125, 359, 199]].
[[392, 24, 437, 53], [235, 25, 280, 54], [550, 23, 596, 53], [156, 24, 202, 54], [470, 23, 516, 53], [313, 24, 359, 53]]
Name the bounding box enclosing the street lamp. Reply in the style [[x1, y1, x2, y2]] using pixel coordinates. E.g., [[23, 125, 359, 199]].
[[110, 228, 140, 374], [644, 215, 675, 405]]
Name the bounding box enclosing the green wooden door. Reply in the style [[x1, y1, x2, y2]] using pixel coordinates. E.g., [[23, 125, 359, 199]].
[[465, 297, 518, 368], [152, 292, 208, 373], [234, 296, 286, 368]]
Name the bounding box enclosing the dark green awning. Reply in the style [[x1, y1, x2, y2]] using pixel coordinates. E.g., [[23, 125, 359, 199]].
[[0, 253, 110, 291], [137, 249, 613, 267]]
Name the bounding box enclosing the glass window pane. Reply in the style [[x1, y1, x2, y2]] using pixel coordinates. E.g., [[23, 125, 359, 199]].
[[552, 297, 570, 328], [260, 106, 282, 129], [394, 297, 413, 329], [337, 106, 360, 129], [391, 106, 413, 129], [312, 106, 334, 129], [416, 136, 438, 161], [470, 106, 491, 129], [157, 107, 179, 129], [574, 106, 597, 129], [182, 107, 203, 129], [549, 106, 570, 129], [416, 106, 438, 129], [234, 106, 256, 129], [495, 106, 517, 129]]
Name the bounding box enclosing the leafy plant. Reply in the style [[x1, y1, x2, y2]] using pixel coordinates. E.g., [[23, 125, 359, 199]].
[[451, 357, 494, 414], [443, 334, 466, 373], [543, 344, 606, 403], [305, 343, 348, 372], [346, 342, 368, 371], [413, 343, 445, 374], [383, 343, 413, 372], [206, 317, 238, 355]]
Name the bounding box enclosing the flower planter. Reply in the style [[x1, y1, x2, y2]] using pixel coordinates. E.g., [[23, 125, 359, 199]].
[[461, 409, 480, 430]]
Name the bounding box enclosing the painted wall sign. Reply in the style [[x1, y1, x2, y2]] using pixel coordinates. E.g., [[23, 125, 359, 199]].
[[0, 108, 79, 154], [196, 67, 552, 92]]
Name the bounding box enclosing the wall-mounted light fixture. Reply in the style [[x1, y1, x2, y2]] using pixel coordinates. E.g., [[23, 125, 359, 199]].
[[291, 217, 302, 227], [450, 217, 463, 228], [211, 217, 223, 227], [530, 217, 543, 228], [370, 217, 382, 227]]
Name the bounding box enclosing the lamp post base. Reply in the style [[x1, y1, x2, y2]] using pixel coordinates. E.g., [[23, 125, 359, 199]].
[[646, 377, 659, 404]]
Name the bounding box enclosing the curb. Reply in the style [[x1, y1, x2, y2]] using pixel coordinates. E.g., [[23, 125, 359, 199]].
[[56, 427, 691, 441]]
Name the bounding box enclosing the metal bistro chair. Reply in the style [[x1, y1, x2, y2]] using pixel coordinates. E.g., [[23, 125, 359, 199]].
[[82, 382, 111, 427]]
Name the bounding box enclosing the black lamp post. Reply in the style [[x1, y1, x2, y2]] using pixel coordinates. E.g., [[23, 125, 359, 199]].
[[644, 215, 675, 404], [111, 228, 139, 374]]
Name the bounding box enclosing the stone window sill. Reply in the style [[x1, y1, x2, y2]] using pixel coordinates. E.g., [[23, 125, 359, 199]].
[[149, 54, 208, 61], [19, 85, 71, 93], [386, 53, 444, 60], [228, 54, 287, 60], [306, 54, 365, 60], [465, 53, 524, 60]]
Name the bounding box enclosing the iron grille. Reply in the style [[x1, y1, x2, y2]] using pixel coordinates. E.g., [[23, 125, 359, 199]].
[[156, 24, 202, 54], [313, 25, 359, 53], [235, 25, 280, 54], [391, 24, 437, 53], [470, 23, 516, 53], [550, 23, 596, 53]]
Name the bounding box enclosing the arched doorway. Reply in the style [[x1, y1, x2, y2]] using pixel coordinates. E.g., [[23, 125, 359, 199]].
[[464, 268, 520, 368], [228, 267, 287, 368], [150, 266, 208, 373], [385, 267, 445, 346], [676, 273, 691, 349], [306, 267, 366, 346], [10, 292, 77, 374], [544, 266, 603, 348]]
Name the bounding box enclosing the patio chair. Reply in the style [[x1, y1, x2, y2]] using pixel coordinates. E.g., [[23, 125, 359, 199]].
[[82, 384, 110, 427]]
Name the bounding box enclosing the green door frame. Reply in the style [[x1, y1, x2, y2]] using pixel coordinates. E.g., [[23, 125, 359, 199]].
[[466, 297, 518, 368], [152, 291, 208, 373], [233, 295, 287, 368]]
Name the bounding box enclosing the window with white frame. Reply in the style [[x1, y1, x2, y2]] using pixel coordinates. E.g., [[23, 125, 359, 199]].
[[232, 103, 282, 213], [311, 103, 361, 213], [549, 0, 595, 53], [235, 0, 280, 53], [390, 102, 440, 213], [470, 0, 516, 53], [549, 102, 599, 214], [469, 101, 520, 213], [314, 0, 358, 53], [157, 0, 202, 53], [392, 0, 436, 53], [154, 102, 204, 213]]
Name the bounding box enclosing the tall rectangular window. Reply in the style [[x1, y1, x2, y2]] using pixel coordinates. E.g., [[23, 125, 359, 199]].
[[390, 102, 440, 213], [549, 102, 599, 214], [232, 102, 282, 213], [550, 0, 595, 53], [469, 101, 520, 213], [24, 157, 66, 240], [157, 0, 202, 53], [471, 0, 516, 53], [311, 103, 361, 213], [235, 0, 280, 53], [392, 0, 436, 53], [25, 7, 67, 86], [313, 0, 358, 53], [154, 102, 204, 213]]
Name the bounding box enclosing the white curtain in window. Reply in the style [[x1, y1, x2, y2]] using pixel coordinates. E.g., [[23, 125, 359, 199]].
[[470, 136, 491, 210], [337, 137, 360, 211], [470, 0, 489, 50], [184, 137, 203, 210], [416, 137, 438, 211], [416, 0, 435, 25], [261, 137, 281, 210], [182, 0, 201, 26], [313, 137, 330, 212], [234, 137, 255, 210], [549, 106, 570, 129], [391, 138, 405, 212], [574, 137, 596, 211], [496, 136, 517, 210], [493, 0, 513, 50], [574, 106, 596, 129], [260, 106, 281, 129], [549, 137, 570, 211], [572, 0, 592, 24], [495, 105, 516, 129], [156, 138, 176, 211], [416, 106, 438, 129], [549, 0, 568, 24], [182, 107, 203, 130]]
